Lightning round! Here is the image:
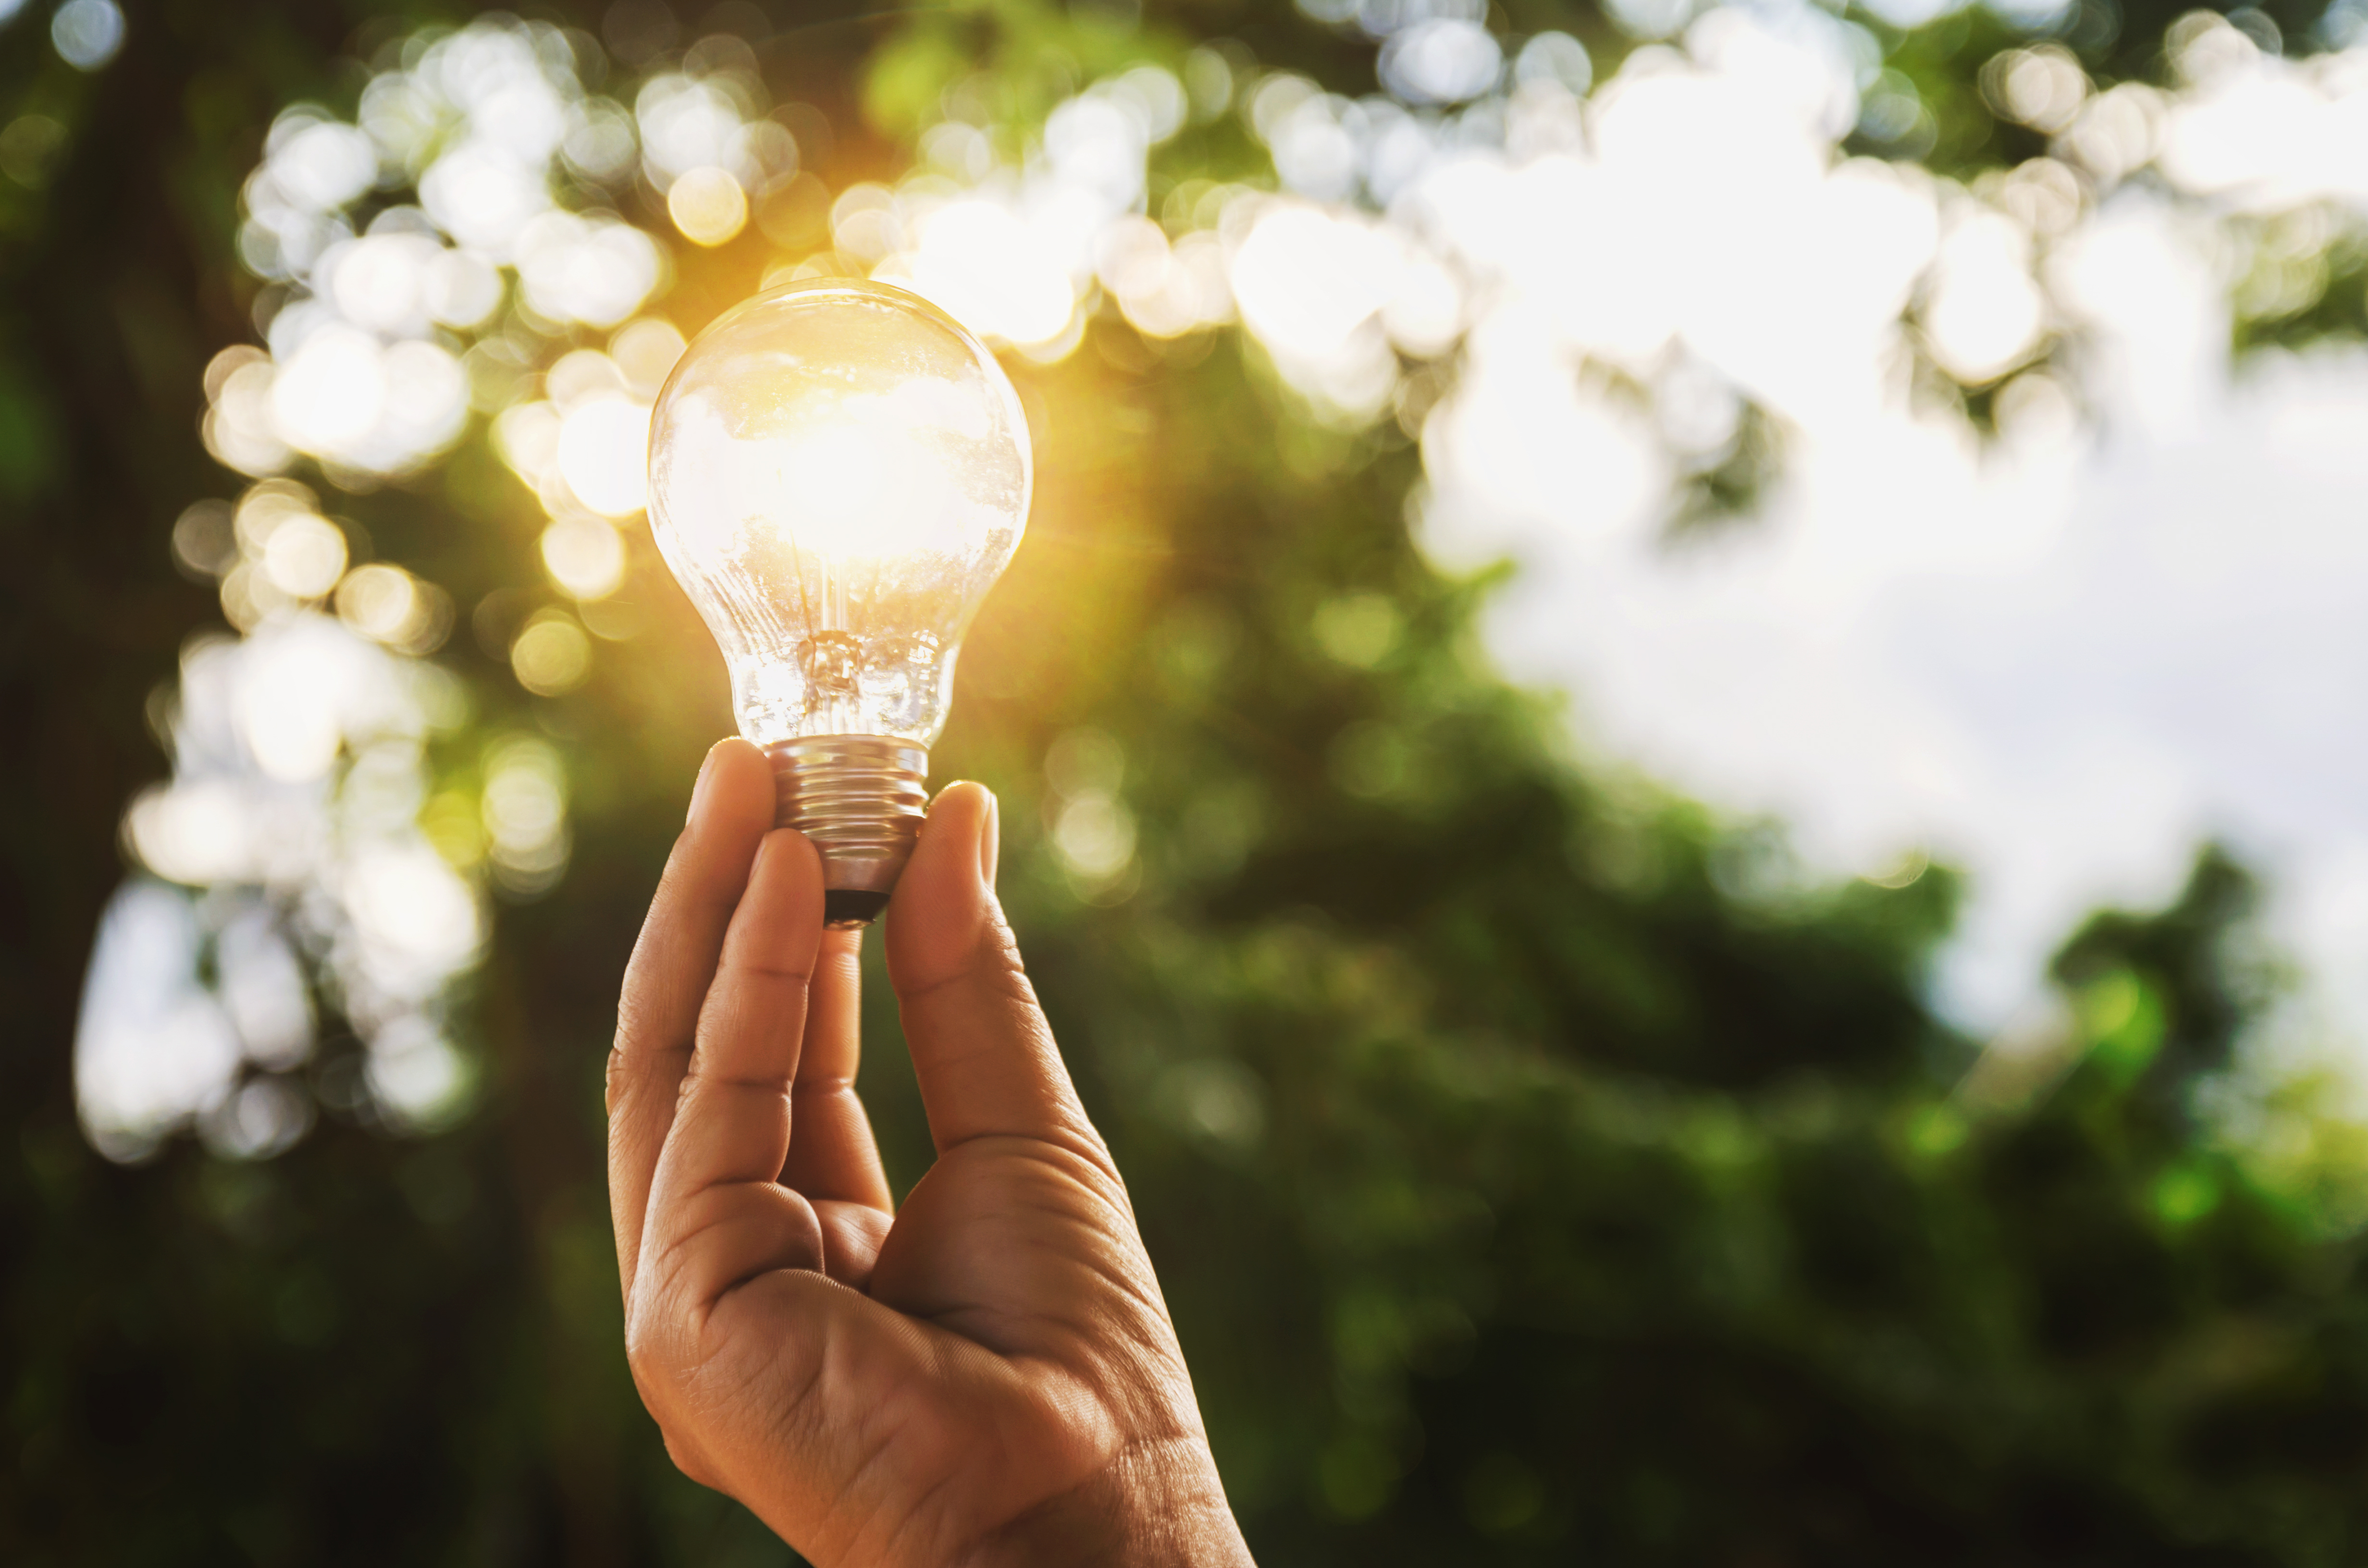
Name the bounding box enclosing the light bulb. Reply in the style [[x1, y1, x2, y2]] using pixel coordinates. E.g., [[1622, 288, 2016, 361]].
[[646, 280, 1031, 925]]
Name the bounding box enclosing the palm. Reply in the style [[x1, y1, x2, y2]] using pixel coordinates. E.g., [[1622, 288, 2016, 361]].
[[872, 1133, 1189, 1371], [606, 742, 1245, 1568]]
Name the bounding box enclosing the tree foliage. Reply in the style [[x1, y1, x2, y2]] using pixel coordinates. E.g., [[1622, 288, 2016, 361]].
[[8, 1, 2368, 1564]]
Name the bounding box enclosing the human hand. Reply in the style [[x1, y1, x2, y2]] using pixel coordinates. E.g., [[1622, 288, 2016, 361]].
[[607, 739, 1256, 1568]]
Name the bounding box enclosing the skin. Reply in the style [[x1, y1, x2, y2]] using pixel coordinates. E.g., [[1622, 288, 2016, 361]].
[[606, 738, 1258, 1568]]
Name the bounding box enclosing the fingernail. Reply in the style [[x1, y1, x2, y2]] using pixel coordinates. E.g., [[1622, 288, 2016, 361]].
[[977, 786, 1000, 892], [686, 744, 723, 827]]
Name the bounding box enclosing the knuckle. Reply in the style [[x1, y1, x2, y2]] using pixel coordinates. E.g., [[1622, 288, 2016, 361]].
[[623, 1281, 694, 1384], [622, 1309, 665, 1379], [1042, 1126, 1129, 1201], [603, 1043, 630, 1115]]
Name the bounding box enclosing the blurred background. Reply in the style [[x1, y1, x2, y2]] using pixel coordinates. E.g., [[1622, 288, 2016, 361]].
[[10, 0, 2368, 1559]]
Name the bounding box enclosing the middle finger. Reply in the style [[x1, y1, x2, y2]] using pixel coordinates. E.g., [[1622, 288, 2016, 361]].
[[782, 927, 894, 1213]]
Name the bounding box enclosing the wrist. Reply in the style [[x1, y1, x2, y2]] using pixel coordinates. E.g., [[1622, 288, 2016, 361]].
[[960, 1437, 1255, 1568]]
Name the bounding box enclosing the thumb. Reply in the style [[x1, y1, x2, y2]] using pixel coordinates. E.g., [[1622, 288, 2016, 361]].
[[883, 782, 1098, 1159]]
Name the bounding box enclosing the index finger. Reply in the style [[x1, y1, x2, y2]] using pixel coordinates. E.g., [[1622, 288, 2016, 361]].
[[606, 738, 777, 1303], [781, 927, 893, 1212], [638, 825, 831, 1308]]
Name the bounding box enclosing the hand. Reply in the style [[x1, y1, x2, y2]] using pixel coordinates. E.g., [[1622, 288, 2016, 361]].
[[606, 739, 1255, 1568]]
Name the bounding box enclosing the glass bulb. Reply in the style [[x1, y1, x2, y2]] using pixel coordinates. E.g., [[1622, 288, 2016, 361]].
[[646, 280, 1031, 923]]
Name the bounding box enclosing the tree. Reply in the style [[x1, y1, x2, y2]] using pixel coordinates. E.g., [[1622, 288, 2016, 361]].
[[8, 0, 2368, 1562]]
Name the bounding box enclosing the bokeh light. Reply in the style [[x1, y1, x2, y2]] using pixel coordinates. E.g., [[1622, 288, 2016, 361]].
[[510, 613, 592, 698], [0, 112, 66, 187], [555, 397, 652, 516], [80, 1, 2368, 1179], [1044, 729, 1140, 901], [205, 20, 671, 488], [541, 516, 629, 600], [334, 564, 453, 655], [85, 595, 481, 1160], [480, 735, 572, 893], [666, 164, 749, 245], [49, 0, 123, 71]]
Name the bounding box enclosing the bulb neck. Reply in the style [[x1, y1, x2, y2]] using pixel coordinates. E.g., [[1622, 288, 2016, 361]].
[[764, 736, 930, 928]]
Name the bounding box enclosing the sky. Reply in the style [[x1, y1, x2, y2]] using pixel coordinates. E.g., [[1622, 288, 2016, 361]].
[[1390, 11, 2368, 1085]]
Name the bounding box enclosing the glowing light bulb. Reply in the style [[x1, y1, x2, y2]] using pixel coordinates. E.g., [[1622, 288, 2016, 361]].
[[647, 280, 1031, 924]]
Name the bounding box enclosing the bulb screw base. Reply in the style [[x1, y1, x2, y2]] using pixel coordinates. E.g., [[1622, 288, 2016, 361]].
[[764, 736, 930, 928]]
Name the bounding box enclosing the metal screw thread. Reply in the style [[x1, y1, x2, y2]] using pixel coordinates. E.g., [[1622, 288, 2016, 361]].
[[764, 736, 931, 928]]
